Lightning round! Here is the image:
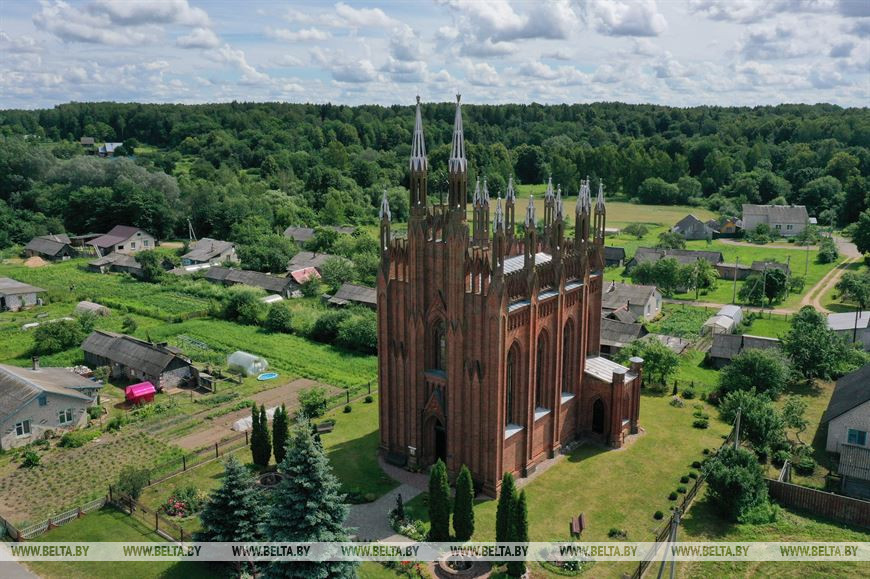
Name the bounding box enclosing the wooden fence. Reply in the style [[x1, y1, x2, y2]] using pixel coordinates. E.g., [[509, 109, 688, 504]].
[[766, 479, 870, 529], [4, 496, 107, 541]]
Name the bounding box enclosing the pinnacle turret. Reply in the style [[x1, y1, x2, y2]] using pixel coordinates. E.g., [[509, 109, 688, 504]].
[[379, 189, 391, 221], [448, 94, 466, 174], [525, 194, 536, 228], [409, 95, 427, 172]]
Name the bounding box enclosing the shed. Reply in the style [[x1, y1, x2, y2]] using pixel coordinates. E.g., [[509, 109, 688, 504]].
[[0, 278, 46, 312], [227, 351, 268, 377], [604, 246, 626, 267], [709, 333, 781, 368], [75, 301, 110, 316], [328, 283, 377, 309], [125, 381, 156, 404]]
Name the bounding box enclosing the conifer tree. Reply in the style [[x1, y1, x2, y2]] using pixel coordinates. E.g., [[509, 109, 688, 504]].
[[495, 472, 517, 544], [453, 464, 475, 541], [272, 404, 289, 464], [506, 490, 529, 577], [251, 404, 271, 467], [428, 459, 451, 541], [197, 456, 266, 572], [262, 421, 356, 578]]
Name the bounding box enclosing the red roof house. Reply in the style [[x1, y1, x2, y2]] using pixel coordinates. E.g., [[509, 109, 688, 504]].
[[125, 381, 156, 405], [289, 266, 321, 285]]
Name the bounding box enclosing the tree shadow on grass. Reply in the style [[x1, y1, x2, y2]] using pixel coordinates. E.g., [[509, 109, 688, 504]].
[[679, 495, 735, 540], [325, 430, 399, 498]]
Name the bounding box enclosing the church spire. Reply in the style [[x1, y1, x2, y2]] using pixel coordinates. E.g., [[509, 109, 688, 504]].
[[380, 188, 391, 221], [379, 188, 391, 258], [447, 94, 467, 213], [494, 194, 504, 231], [555, 184, 564, 220], [543, 175, 555, 229], [409, 96, 428, 208], [473, 176, 481, 206], [505, 175, 516, 242], [596, 181, 606, 213], [525, 194, 536, 228]]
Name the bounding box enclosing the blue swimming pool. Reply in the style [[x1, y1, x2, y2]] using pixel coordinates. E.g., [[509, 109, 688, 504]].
[[257, 372, 278, 381]]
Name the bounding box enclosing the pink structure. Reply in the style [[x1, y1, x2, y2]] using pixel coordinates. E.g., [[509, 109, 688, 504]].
[[125, 381, 156, 404]]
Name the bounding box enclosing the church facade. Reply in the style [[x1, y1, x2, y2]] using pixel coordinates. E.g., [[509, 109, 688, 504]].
[[377, 97, 643, 495]]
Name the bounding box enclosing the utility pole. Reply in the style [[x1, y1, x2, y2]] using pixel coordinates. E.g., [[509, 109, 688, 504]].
[[804, 242, 810, 276], [785, 255, 791, 296], [732, 256, 739, 304], [734, 407, 742, 449]]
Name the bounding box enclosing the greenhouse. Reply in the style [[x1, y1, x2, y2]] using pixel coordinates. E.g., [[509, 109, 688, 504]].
[[227, 351, 268, 377]]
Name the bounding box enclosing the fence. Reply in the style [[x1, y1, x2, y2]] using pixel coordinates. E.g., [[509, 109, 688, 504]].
[[766, 479, 870, 529], [630, 419, 737, 579], [110, 494, 189, 543], [3, 496, 107, 541]]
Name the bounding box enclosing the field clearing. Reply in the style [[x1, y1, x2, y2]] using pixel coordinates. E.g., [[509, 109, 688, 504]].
[[0, 431, 182, 526]]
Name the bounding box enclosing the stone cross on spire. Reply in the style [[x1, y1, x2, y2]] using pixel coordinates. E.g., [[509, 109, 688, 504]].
[[576, 177, 590, 214], [448, 94, 466, 173], [409, 95, 427, 172]]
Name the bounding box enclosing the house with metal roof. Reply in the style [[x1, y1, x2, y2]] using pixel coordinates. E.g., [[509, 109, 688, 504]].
[[24, 234, 75, 260], [742, 204, 810, 237], [81, 330, 193, 391], [709, 333, 781, 368], [283, 226, 357, 244], [626, 247, 724, 270], [0, 278, 46, 312], [328, 283, 377, 309], [822, 364, 870, 453], [604, 246, 626, 267], [98, 142, 124, 157], [204, 267, 299, 297], [88, 226, 155, 256], [827, 311, 870, 349], [672, 214, 716, 240], [0, 359, 102, 450], [837, 443, 870, 500], [601, 281, 661, 321], [181, 238, 238, 266], [599, 317, 648, 357], [287, 251, 348, 275]]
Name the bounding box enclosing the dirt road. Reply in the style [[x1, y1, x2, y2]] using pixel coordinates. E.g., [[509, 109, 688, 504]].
[[174, 378, 340, 451]]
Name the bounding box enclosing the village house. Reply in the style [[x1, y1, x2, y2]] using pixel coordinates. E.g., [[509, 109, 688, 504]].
[[98, 142, 124, 157], [742, 204, 810, 236], [287, 251, 349, 275], [288, 266, 320, 285], [599, 317, 648, 357], [822, 364, 870, 456], [715, 260, 791, 281], [601, 281, 661, 321], [709, 333, 781, 368], [837, 443, 870, 500], [204, 267, 299, 298], [283, 225, 357, 244], [181, 238, 238, 266], [79, 136, 95, 151], [0, 359, 102, 450], [718, 217, 742, 236], [827, 311, 870, 349], [328, 282, 377, 309], [88, 226, 155, 257], [0, 278, 45, 312], [604, 246, 626, 267], [625, 247, 724, 270], [82, 330, 194, 391], [672, 214, 716, 240], [24, 234, 76, 261]]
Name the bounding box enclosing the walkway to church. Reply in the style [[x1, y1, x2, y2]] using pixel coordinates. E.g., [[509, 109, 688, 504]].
[[345, 457, 429, 541]]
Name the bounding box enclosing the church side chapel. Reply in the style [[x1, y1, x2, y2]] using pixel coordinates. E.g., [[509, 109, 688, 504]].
[[377, 96, 644, 496]]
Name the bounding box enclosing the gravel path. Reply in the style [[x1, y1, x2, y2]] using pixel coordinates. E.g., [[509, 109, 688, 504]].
[[345, 457, 428, 541]]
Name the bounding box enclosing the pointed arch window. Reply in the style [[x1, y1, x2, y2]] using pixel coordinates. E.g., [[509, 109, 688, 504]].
[[432, 321, 447, 372], [506, 347, 516, 426], [536, 332, 548, 409], [562, 320, 574, 395]]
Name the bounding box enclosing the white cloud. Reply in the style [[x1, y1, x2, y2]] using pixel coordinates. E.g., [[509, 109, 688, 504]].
[[585, 0, 668, 37], [213, 44, 270, 85], [89, 0, 210, 28], [542, 50, 572, 61], [332, 2, 399, 28], [273, 54, 303, 67], [267, 27, 330, 42], [34, 1, 153, 45], [0, 31, 41, 53], [461, 60, 500, 86], [177, 27, 220, 49], [739, 20, 820, 59]]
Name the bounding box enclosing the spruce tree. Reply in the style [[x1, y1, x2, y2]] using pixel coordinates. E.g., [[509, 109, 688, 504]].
[[251, 404, 271, 467], [273, 404, 289, 464], [495, 472, 516, 544], [428, 459, 451, 541], [197, 456, 265, 572], [506, 490, 529, 577], [453, 464, 475, 541], [262, 421, 356, 579]]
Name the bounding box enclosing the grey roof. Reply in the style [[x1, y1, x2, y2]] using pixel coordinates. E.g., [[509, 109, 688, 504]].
[[705, 219, 720, 230], [288, 252, 345, 272], [204, 267, 296, 294], [0, 364, 98, 423], [604, 246, 626, 260], [79, 137, 95, 145], [716, 305, 742, 319], [822, 364, 870, 423], [283, 226, 356, 243], [89, 252, 140, 269], [0, 277, 45, 296], [828, 311, 870, 331], [584, 356, 636, 383], [329, 283, 377, 307], [602, 282, 658, 310], [751, 261, 790, 274], [605, 308, 638, 323], [82, 330, 189, 377], [710, 333, 781, 360], [631, 247, 723, 266], [25, 234, 71, 256], [182, 238, 235, 263], [838, 444, 870, 481], [673, 214, 707, 231], [600, 318, 647, 348], [504, 252, 551, 275], [89, 225, 148, 249], [742, 204, 809, 222]]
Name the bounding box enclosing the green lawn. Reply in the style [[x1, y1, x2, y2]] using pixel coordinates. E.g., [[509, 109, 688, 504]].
[[646, 303, 710, 338], [738, 312, 792, 339], [674, 350, 720, 395], [24, 508, 220, 579]]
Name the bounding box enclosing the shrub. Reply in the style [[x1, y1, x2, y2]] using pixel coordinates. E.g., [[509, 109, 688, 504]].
[[682, 388, 695, 400], [677, 486, 687, 494], [105, 414, 128, 432], [298, 386, 329, 419], [668, 492, 678, 501], [739, 502, 780, 525], [689, 472, 698, 479], [33, 319, 85, 354], [22, 450, 40, 468], [309, 310, 350, 343], [336, 310, 377, 354], [121, 316, 138, 334], [680, 475, 690, 484], [771, 449, 791, 468], [608, 528, 627, 539], [623, 223, 650, 239], [116, 465, 150, 500], [669, 397, 684, 408], [817, 237, 839, 264], [264, 302, 294, 333], [59, 429, 101, 448], [653, 511, 664, 520], [793, 453, 816, 475], [87, 406, 102, 419], [693, 418, 709, 429], [223, 286, 266, 325], [161, 484, 205, 517], [692, 460, 702, 468], [343, 405, 352, 413], [364, 395, 373, 403]]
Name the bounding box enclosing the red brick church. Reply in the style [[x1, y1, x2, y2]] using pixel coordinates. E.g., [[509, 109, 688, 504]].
[[377, 96, 644, 495]]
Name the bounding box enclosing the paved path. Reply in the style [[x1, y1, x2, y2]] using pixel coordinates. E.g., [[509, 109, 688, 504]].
[[0, 544, 38, 579], [345, 457, 428, 541]]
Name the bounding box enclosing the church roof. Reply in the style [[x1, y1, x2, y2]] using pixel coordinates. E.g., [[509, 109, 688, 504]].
[[503, 252, 551, 275], [584, 356, 636, 383]]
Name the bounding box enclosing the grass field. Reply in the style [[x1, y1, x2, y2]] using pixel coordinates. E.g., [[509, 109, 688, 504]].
[[738, 312, 792, 338]]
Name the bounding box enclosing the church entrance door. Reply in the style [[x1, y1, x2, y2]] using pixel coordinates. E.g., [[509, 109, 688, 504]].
[[592, 399, 605, 434]]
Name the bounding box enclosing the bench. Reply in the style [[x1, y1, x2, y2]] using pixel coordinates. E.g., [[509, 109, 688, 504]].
[[315, 420, 336, 434], [571, 513, 586, 536]]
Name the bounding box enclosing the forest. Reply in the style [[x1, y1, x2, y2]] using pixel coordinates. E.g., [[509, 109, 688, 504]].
[[0, 100, 867, 250]]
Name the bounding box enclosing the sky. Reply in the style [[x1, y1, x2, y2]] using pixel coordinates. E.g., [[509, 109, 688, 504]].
[[1, 0, 868, 109]]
